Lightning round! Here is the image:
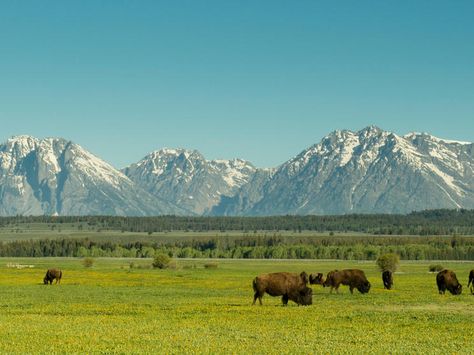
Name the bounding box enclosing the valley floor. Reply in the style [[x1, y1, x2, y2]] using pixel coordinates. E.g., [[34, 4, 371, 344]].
[[0, 258, 472, 354]]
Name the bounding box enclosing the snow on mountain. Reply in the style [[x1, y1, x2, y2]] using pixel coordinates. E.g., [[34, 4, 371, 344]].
[[1, 127, 473, 216], [123, 148, 257, 214], [0, 136, 183, 216], [212, 126, 474, 215]]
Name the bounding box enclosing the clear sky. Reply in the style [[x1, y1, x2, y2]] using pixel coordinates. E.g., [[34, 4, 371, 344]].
[[0, 1, 473, 168]]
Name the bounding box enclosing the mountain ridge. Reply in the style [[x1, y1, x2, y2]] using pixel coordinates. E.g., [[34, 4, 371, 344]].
[[1, 126, 473, 216]]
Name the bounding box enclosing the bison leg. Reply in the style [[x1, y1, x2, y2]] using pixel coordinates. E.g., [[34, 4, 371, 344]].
[[253, 292, 263, 306], [281, 294, 289, 306], [349, 286, 354, 294]]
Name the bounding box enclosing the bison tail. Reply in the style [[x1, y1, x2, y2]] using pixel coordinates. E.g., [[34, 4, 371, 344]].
[[252, 277, 258, 292]]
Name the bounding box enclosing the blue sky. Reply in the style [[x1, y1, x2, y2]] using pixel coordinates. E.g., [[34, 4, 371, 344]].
[[0, 1, 473, 168]]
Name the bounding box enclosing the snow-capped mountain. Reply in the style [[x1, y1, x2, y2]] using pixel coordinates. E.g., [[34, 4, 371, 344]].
[[212, 126, 474, 215], [0, 136, 183, 216], [122, 148, 257, 214], [1, 127, 473, 216]]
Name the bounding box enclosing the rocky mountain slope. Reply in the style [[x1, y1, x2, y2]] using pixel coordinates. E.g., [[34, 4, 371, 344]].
[[1, 127, 473, 216], [0, 136, 182, 216], [212, 126, 474, 215], [122, 148, 257, 214]]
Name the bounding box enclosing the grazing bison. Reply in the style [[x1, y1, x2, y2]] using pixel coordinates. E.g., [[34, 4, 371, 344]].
[[323, 269, 371, 294], [252, 272, 312, 306], [467, 270, 474, 295], [436, 269, 462, 295], [382, 270, 393, 290], [309, 273, 325, 285], [43, 268, 62, 285]]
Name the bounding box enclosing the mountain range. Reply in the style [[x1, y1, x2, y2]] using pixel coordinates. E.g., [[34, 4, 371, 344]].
[[0, 126, 472, 216]]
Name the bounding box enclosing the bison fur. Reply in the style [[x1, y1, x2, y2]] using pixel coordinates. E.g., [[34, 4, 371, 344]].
[[252, 272, 312, 306], [43, 268, 62, 285], [437, 269, 462, 295], [382, 270, 393, 290], [309, 273, 325, 285], [323, 269, 371, 294], [468, 270, 474, 295]]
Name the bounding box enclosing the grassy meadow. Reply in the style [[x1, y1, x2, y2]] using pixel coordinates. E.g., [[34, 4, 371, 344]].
[[0, 257, 472, 354]]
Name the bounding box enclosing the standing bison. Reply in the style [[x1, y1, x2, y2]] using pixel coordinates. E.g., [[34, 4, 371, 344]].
[[436, 269, 462, 295], [468, 270, 474, 295], [323, 269, 371, 294], [382, 270, 393, 290], [43, 268, 62, 285], [252, 272, 312, 306]]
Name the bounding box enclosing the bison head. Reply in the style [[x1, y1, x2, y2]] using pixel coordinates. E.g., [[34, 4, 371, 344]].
[[43, 277, 49, 285], [322, 270, 337, 287], [309, 273, 324, 285], [300, 271, 309, 285], [451, 284, 462, 295], [358, 281, 371, 294], [298, 287, 313, 306]]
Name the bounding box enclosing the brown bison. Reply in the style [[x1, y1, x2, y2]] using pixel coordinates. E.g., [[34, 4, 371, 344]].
[[323, 269, 371, 294], [309, 273, 325, 285], [436, 269, 462, 295], [467, 269, 473, 295], [252, 272, 312, 306], [43, 268, 62, 285], [382, 270, 393, 290]]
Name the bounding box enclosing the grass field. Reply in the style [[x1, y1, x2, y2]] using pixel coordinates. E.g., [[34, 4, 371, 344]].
[[0, 258, 472, 354]]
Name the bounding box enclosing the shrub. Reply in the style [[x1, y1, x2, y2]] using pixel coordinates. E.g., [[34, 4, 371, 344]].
[[429, 264, 444, 272], [82, 257, 94, 268], [376, 253, 400, 272], [152, 254, 171, 269]]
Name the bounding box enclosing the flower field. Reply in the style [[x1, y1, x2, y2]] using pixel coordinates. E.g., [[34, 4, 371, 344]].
[[0, 258, 472, 353]]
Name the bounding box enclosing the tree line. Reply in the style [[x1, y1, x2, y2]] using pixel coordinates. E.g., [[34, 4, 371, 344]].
[[1, 235, 473, 260], [1, 209, 474, 235]]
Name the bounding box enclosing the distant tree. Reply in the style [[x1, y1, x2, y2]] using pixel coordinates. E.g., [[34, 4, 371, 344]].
[[376, 253, 400, 272], [152, 254, 171, 269], [82, 257, 94, 268]]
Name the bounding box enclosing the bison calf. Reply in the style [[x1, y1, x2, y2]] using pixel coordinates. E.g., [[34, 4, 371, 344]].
[[323, 269, 371, 294], [252, 272, 312, 306], [43, 268, 62, 285], [437, 269, 462, 295], [467, 270, 473, 295], [382, 270, 393, 290]]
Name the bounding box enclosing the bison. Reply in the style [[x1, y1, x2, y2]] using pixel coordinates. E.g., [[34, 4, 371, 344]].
[[323, 269, 371, 294], [436, 269, 462, 295], [252, 271, 312, 306], [43, 268, 62, 285], [382, 270, 393, 290], [309, 273, 325, 285], [467, 269, 473, 295]]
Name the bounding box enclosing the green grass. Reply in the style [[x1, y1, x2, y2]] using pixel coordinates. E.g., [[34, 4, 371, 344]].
[[0, 258, 472, 354], [0, 222, 443, 243]]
